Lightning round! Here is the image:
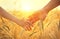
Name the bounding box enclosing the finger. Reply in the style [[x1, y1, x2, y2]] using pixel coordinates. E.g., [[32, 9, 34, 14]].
[[24, 26, 28, 31], [28, 22, 33, 27], [23, 25, 31, 31], [24, 20, 32, 30], [26, 25, 31, 31], [27, 21, 33, 27]]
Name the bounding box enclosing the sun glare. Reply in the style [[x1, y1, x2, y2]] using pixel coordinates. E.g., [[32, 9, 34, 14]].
[[21, 4, 31, 11], [20, 0, 50, 11], [0, 0, 50, 11]]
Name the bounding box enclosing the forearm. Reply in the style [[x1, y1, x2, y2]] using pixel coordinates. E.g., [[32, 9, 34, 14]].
[[43, 0, 60, 12], [0, 7, 21, 25], [27, 0, 60, 24]]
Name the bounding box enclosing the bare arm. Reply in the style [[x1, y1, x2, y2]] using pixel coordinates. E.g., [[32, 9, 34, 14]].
[[0, 7, 20, 24], [27, 0, 60, 24], [42, 0, 60, 12], [0, 7, 32, 30]]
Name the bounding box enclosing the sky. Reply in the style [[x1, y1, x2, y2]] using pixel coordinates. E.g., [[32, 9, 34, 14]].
[[0, 0, 60, 18], [0, 0, 50, 11]]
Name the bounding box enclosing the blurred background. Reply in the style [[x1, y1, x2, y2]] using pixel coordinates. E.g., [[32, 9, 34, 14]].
[[0, 0, 60, 39]]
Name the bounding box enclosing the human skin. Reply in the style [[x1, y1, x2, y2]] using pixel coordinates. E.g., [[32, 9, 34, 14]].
[[0, 7, 32, 31], [0, 0, 60, 30], [27, 0, 60, 24]]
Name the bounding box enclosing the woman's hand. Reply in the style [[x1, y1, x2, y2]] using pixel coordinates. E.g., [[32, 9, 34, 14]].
[[17, 18, 33, 31], [0, 7, 33, 31]]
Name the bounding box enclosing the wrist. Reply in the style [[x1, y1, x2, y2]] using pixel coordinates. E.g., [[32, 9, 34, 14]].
[[13, 18, 22, 26]]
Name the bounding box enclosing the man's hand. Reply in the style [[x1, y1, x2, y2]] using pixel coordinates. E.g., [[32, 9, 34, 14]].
[[28, 10, 48, 24]]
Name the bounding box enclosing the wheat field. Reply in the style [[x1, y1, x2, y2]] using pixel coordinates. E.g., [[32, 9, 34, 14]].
[[0, 0, 60, 39], [0, 8, 60, 39]]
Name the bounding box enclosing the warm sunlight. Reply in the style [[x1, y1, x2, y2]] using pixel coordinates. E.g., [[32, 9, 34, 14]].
[[21, 3, 31, 11], [0, 0, 50, 18], [20, 0, 32, 11], [0, 0, 50, 11], [0, 0, 60, 39], [20, 0, 50, 11]]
